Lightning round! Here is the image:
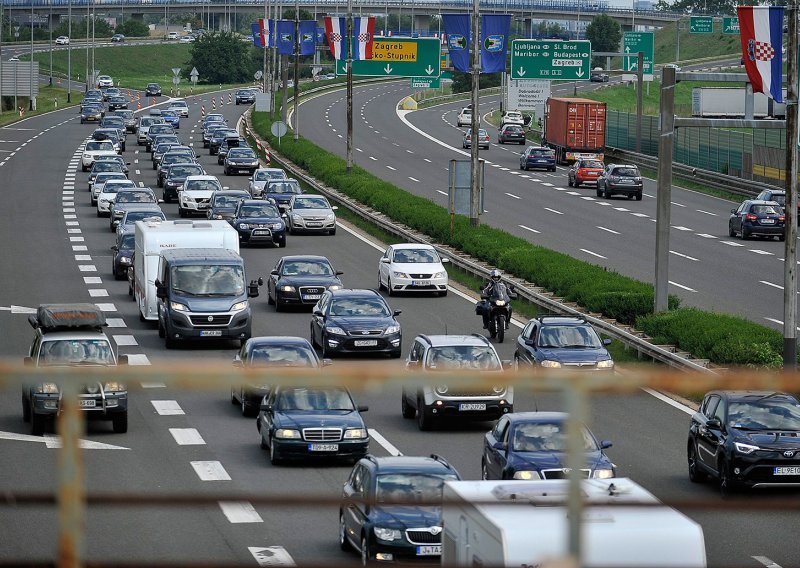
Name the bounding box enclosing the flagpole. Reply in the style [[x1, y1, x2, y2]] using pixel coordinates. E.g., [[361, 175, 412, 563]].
[[262, 3, 268, 94], [346, 0, 353, 173], [293, 0, 299, 141], [469, 0, 480, 227], [784, 0, 798, 368]]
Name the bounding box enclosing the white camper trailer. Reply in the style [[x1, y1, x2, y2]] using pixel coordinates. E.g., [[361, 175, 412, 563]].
[[442, 478, 706, 568], [134, 219, 239, 321]]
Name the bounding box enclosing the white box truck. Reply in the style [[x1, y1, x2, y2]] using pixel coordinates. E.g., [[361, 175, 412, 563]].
[[442, 478, 706, 568], [134, 219, 239, 321]]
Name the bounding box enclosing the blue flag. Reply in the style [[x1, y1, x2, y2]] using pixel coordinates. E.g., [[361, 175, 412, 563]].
[[276, 20, 294, 55], [300, 20, 316, 56], [316, 27, 326, 44], [481, 15, 511, 74], [251, 22, 264, 48], [442, 14, 471, 73]]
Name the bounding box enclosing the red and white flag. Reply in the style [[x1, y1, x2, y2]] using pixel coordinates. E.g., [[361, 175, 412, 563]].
[[737, 6, 784, 102], [352, 17, 375, 60]]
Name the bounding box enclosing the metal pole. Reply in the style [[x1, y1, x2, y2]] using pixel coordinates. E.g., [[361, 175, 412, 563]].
[[57, 378, 86, 568], [0, 3, 3, 115], [565, 380, 588, 566], [573, 1, 581, 96], [293, 0, 299, 141], [654, 65, 675, 313], [636, 51, 643, 153], [91, 2, 95, 88], [29, 1, 34, 110], [469, 0, 480, 227], [784, 1, 798, 368], [676, 18, 680, 63], [85, 0, 89, 91], [67, 0, 71, 102], [49, 3, 53, 87], [263, 0, 268, 93], [346, 0, 353, 172]]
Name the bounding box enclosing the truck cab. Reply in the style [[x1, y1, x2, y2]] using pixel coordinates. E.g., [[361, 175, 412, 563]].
[[23, 304, 128, 435], [155, 248, 261, 348]]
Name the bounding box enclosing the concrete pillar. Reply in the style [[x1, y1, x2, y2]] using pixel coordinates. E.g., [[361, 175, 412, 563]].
[[413, 15, 429, 35]]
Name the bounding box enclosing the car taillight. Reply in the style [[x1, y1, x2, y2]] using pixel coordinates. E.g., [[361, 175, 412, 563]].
[[779, 216, 785, 222], [746, 214, 758, 221]]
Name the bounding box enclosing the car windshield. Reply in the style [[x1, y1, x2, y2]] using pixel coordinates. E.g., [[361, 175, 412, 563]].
[[148, 84, 158, 88], [613, 167, 639, 176], [249, 345, 316, 366], [93, 163, 122, 173], [512, 422, 597, 452], [293, 197, 329, 210], [86, 141, 113, 152], [101, 183, 131, 193], [171, 102, 188, 108], [751, 204, 782, 215], [171, 265, 245, 296], [728, 398, 800, 430], [186, 180, 221, 192], [269, 181, 301, 194], [39, 339, 114, 366], [274, 387, 354, 411], [329, 298, 389, 317], [392, 248, 439, 263], [120, 234, 135, 248], [581, 160, 604, 169], [764, 194, 785, 206], [426, 346, 501, 371], [537, 325, 603, 349], [124, 211, 164, 224], [102, 119, 124, 127], [376, 474, 458, 504], [229, 149, 255, 159], [282, 260, 334, 276], [117, 192, 155, 203], [505, 126, 523, 133], [169, 166, 203, 177], [156, 143, 177, 153], [240, 204, 279, 218], [163, 155, 186, 165], [140, 118, 158, 127], [530, 149, 554, 157], [95, 173, 126, 184], [213, 195, 246, 207], [254, 169, 286, 181]]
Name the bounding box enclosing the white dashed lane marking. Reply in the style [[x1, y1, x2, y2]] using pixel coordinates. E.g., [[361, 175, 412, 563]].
[[219, 502, 263, 523], [151, 400, 185, 416], [580, 249, 607, 259], [669, 281, 697, 292], [171, 429, 206, 445]]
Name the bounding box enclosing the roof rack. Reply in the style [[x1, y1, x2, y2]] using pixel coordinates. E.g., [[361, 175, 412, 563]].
[[29, 304, 106, 333]]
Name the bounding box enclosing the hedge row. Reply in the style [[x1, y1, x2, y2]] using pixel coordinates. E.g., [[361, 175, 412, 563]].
[[251, 94, 786, 367]]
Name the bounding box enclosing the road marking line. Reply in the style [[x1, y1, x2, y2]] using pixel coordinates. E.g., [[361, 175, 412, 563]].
[[88, 289, 109, 297], [43, 434, 130, 450], [672, 226, 693, 231], [219, 502, 263, 523], [74, 254, 92, 261], [172, 429, 207, 446], [580, 249, 606, 259], [151, 400, 184, 415], [369, 156, 377, 161], [66, 221, 80, 226], [408, 176, 419, 182], [579, 196, 596, 201], [696, 209, 718, 216], [369, 428, 402, 456], [630, 212, 649, 217], [613, 207, 630, 212], [669, 281, 697, 292], [566, 191, 581, 196], [112, 334, 137, 346], [721, 240, 745, 247], [191, 460, 230, 480], [543, 207, 563, 215], [423, 158, 431, 163], [671, 201, 686, 207], [541, 182, 553, 187], [641, 388, 694, 416], [105, 318, 126, 328], [519, 224, 540, 234], [94, 303, 116, 312], [83, 277, 102, 284], [71, 245, 87, 251], [750, 249, 774, 256], [386, 165, 396, 171], [505, 192, 521, 199], [760, 280, 783, 290], [436, 190, 447, 196], [753, 556, 784, 568], [696, 233, 716, 239], [67, 229, 82, 234], [597, 226, 620, 235], [78, 265, 97, 272], [670, 251, 699, 261], [249, 546, 296, 567]]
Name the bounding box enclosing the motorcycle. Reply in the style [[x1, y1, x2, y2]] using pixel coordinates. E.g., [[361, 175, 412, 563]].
[[479, 282, 515, 343]]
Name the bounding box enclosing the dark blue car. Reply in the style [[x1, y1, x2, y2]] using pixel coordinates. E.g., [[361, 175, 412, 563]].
[[339, 455, 461, 564], [265, 178, 303, 212], [231, 199, 287, 247], [514, 316, 615, 372], [160, 109, 180, 129], [256, 385, 369, 464], [729, 199, 785, 241], [519, 145, 556, 172], [481, 412, 615, 480]]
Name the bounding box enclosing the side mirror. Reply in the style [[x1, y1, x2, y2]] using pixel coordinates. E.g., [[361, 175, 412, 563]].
[[600, 440, 613, 449], [357, 405, 369, 412], [117, 354, 129, 366], [730, 209, 736, 214], [247, 280, 261, 298], [332, 205, 339, 210], [270, 269, 279, 276], [706, 418, 722, 430], [393, 310, 402, 317], [23, 356, 33, 366], [322, 358, 333, 367], [232, 359, 244, 368], [155, 282, 167, 299], [492, 441, 507, 451], [602, 338, 612, 346], [260, 401, 271, 412], [380, 257, 390, 264], [441, 257, 450, 263], [111, 245, 119, 252], [313, 309, 324, 317], [335, 270, 344, 276]]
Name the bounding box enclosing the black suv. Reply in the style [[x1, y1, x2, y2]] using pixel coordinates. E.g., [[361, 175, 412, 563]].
[[596, 163, 643, 200], [339, 454, 461, 564], [688, 391, 800, 495], [402, 334, 510, 430]]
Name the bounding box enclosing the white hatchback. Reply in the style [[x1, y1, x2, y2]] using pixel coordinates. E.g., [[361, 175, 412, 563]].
[[81, 140, 117, 171], [456, 107, 472, 127], [55, 36, 70, 45], [179, 175, 223, 217], [378, 243, 449, 297], [168, 100, 190, 117], [96, 179, 137, 217]]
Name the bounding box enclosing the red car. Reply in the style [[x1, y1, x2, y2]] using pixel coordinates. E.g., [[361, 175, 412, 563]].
[[568, 159, 604, 187]]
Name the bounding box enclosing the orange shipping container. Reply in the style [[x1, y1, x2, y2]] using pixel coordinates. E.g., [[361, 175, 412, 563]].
[[544, 97, 606, 163]]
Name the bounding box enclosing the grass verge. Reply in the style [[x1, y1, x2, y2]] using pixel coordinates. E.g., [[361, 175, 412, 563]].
[[0, 86, 83, 126]]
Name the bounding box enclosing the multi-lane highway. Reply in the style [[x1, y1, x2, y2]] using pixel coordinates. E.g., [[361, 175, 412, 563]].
[[0, 82, 797, 568]]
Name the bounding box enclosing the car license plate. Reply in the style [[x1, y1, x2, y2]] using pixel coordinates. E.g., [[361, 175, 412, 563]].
[[774, 466, 800, 475], [412, 280, 431, 286], [79, 399, 96, 408], [761, 219, 776, 224], [354, 340, 378, 347], [200, 330, 223, 337], [308, 443, 338, 451], [459, 403, 487, 411], [253, 230, 271, 236], [536, 159, 547, 163], [306, 222, 322, 227], [416, 546, 441, 556], [302, 294, 321, 301]]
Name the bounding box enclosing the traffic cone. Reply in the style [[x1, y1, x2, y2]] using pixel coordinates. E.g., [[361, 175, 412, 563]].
[[228, 93, 232, 105], [137, 100, 141, 110], [201, 105, 206, 117], [220, 95, 224, 106], [127, 89, 132, 98], [211, 97, 216, 110], [151, 97, 155, 106]]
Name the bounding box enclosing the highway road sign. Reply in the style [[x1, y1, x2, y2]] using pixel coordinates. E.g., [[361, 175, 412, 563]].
[[254, 70, 263, 80], [508, 79, 550, 115], [171, 67, 182, 77], [410, 77, 440, 89], [723, 17, 739, 34], [690, 17, 713, 34], [190, 67, 199, 84], [510, 39, 591, 81], [622, 31, 654, 81], [172, 77, 180, 86], [335, 38, 440, 78]]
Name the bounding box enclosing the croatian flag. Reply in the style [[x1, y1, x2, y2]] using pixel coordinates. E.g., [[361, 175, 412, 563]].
[[250, 19, 270, 48], [324, 16, 346, 60], [737, 6, 784, 103], [352, 17, 375, 60]]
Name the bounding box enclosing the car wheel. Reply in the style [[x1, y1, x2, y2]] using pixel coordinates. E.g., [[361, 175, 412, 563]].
[[568, 178, 573, 187], [718, 457, 737, 496], [360, 535, 371, 566], [267, 290, 275, 305], [241, 394, 253, 417], [165, 333, 177, 349], [329, 227, 337, 236], [260, 431, 268, 449], [158, 319, 165, 338], [178, 207, 187, 218], [417, 399, 434, 431], [636, 192, 642, 201], [274, 298, 283, 312], [481, 460, 489, 480], [310, 324, 318, 348], [31, 412, 46, 436], [339, 513, 351, 551], [22, 395, 31, 423], [387, 277, 395, 296], [278, 237, 287, 248], [729, 224, 736, 237], [575, 180, 581, 188], [687, 443, 707, 483], [378, 272, 385, 291], [112, 412, 128, 433], [439, 289, 448, 297], [741, 227, 750, 240], [152, 162, 157, 170], [231, 388, 238, 405], [401, 393, 416, 418], [269, 436, 281, 465], [596, 186, 602, 197], [779, 235, 786, 242], [603, 187, 611, 199]]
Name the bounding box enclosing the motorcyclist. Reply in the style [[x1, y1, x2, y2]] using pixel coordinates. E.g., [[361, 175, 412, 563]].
[[480, 269, 513, 330]]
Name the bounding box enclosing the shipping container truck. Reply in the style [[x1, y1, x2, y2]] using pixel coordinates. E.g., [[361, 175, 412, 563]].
[[544, 97, 606, 165]]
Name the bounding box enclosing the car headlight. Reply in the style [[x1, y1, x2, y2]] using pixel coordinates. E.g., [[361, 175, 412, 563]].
[[513, 471, 541, 480], [393, 271, 409, 278], [271, 222, 283, 230], [385, 324, 401, 334], [279, 285, 296, 293], [328, 284, 342, 291], [103, 382, 125, 392], [373, 527, 402, 541], [231, 301, 248, 312], [592, 468, 615, 479], [170, 302, 189, 312], [183, 195, 195, 203], [435, 385, 449, 395], [494, 300, 506, 306], [35, 383, 60, 394], [597, 359, 615, 369], [274, 428, 301, 439], [491, 385, 505, 394], [540, 360, 562, 368], [325, 213, 335, 221], [734, 442, 760, 455], [433, 271, 447, 279], [239, 223, 250, 230], [326, 326, 346, 335], [292, 214, 303, 223], [212, 214, 224, 220], [99, 199, 110, 205], [344, 428, 368, 439], [120, 256, 131, 264]]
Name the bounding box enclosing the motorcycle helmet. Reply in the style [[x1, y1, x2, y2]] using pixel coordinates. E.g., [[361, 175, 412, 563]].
[[489, 269, 502, 283]]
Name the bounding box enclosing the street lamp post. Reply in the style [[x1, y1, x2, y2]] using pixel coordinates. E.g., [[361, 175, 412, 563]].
[[30, 1, 34, 110], [91, 3, 95, 86], [293, 0, 299, 141], [49, 3, 53, 87], [85, 0, 89, 91], [67, 0, 72, 102]]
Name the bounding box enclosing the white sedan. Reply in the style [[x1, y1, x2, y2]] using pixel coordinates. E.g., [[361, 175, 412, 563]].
[[96, 75, 114, 88], [378, 243, 449, 297], [179, 175, 223, 217], [81, 140, 118, 171], [55, 36, 70, 45], [96, 179, 137, 217], [168, 100, 190, 118]]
